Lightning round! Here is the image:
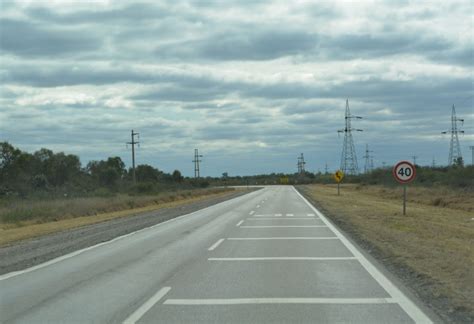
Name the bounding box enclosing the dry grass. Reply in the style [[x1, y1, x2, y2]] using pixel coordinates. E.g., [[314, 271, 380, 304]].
[[301, 184, 474, 317], [0, 188, 236, 246]]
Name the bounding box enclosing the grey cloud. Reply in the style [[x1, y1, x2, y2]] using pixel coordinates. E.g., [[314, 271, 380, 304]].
[[0, 18, 102, 57], [156, 29, 317, 61], [26, 3, 170, 25]]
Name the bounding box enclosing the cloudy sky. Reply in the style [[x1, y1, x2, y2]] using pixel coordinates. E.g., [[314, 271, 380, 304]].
[[0, 0, 472, 176]]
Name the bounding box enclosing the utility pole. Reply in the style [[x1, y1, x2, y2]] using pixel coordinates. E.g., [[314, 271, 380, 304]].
[[338, 99, 363, 175], [412, 155, 418, 166], [363, 144, 374, 173], [470, 146, 474, 165], [297, 153, 306, 174], [432, 157, 436, 168], [442, 105, 464, 165], [325, 163, 328, 174], [126, 129, 139, 184], [192, 149, 203, 178]]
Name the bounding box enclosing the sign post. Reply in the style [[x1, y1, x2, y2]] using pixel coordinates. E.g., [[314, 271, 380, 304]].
[[392, 161, 416, 215], [334, 170, 344, 195]]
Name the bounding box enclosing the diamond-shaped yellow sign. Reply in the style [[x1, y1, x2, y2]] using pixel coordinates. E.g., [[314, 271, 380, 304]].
[[334, 170, 344, 183]]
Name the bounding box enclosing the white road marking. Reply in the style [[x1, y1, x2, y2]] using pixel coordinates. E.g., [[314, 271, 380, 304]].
[[292, 187, 432, 323], [274, 213, 282, 217], [236, 220, 244, 227], [240, 225, 327, 228], [256, 205, 260, 208], [208, 239, 225, 251], [164, 297, 396, 305], [307, 213, 315, 216], [286, 213, 294, 217], [249, 211, 255, 215], [246, 217, 318, 220], [209, 257, 356, 261], [0, 190, 262, 281], [123, 287, 171, 324], [227, 237, 339, 240]]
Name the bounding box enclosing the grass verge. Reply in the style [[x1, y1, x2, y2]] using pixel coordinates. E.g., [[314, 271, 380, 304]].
[[0, 188, 236, 246], [299, 184, 473, 323]]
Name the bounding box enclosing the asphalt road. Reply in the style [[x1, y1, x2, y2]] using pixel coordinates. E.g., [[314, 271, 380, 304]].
[[0, 186, 434, 323]]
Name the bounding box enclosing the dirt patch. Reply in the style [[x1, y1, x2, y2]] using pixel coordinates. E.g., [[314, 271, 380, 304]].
[[298, 184, 473, 324]]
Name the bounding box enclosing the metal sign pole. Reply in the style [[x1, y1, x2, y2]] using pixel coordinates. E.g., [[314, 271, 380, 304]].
[[337, 183, 340, 196], [403, 185, 407, 215]]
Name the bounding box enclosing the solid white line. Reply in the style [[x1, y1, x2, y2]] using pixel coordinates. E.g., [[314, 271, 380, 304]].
[[286, 213, 294, 217], [227, 237, 339, 240], [249, 211, 255, 215], [208, 257, 356, 261], [0, 189, 261, 281], [240, 225, 327, 228], [123, 287, 171, 324], [236, 220, 244, 227], [164, 297, 396, 305], [246, 217, 318, 220], [292, 186, 432, 323], [208, 239, 225, 251]]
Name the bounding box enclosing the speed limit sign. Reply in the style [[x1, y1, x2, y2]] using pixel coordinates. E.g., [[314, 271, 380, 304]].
[[393, 161, 416, 184]]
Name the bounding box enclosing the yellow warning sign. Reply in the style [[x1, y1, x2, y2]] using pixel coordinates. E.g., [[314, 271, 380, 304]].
[[334, 170, 344, 183]]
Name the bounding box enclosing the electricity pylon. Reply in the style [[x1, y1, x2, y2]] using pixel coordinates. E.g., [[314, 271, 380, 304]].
[[193, 149, 203, 178], [338, 99, 363, 175], [363, 144, 373, 173], [297, 153, 306, 174], [442, 105, 464, 165]]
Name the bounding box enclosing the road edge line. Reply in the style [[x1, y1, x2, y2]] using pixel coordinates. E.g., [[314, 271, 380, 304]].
[[292, 186, 432, 323]]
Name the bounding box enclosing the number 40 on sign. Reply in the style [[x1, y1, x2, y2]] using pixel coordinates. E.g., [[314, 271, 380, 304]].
[[392, 161, 416, 215]]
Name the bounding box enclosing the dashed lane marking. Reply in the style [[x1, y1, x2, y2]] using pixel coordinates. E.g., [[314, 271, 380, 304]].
[[123, 287, 171, 324], [236, 220, 244, 227], [208, 239, 225, 251]]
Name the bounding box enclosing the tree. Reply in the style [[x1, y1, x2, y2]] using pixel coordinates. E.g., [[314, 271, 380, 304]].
[[86, 157, 126, 188], [135, 164, 160, 182], [172, 170, 184, 183]]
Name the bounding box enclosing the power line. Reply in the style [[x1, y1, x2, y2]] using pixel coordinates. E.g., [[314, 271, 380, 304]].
[[126, 129, 139, 184], [338, 99, 363, 175], [192, 148, 203, 178], [442, 105, 464, 165]]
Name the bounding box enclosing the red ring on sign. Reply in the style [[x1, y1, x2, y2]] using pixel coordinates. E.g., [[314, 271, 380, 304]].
[[392, 160, 416, 184]]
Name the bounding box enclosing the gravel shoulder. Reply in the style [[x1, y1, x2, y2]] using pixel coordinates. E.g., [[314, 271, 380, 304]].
[[0, 189, 257, 275]]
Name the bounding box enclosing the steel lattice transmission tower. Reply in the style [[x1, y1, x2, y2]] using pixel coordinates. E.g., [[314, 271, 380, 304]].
[[192, 149, 203, 178], [297, 153, 306, 174], [338, 99, 363, 175], [362, 144, 373, 174], [442, 105, 464, 165]]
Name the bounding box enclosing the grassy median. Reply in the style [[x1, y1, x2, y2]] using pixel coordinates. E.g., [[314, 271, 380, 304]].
[[0, 187, 236, 246], [299, 184, 473, 323]]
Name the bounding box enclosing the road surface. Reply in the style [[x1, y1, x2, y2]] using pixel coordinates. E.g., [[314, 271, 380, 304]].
[[0, 186, 434, 323]]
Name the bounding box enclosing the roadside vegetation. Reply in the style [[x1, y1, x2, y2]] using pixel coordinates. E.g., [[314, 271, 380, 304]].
[[0, 142, 234, 235], [299, 184, 473, 323]]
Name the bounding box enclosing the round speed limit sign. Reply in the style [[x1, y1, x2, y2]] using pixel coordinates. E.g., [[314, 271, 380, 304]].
[[393, 161, 416, 184]]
